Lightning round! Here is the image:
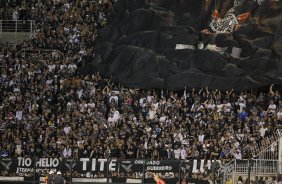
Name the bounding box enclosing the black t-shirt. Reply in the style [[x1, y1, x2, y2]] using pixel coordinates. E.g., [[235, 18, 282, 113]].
[[53, 175, 64, 184]]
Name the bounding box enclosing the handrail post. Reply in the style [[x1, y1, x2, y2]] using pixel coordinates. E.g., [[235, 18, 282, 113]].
[[106, 158, 109, 184], [247, 160, 250, 184], [30, 20, 33, 36], [0, 20, 2, 38], [178, 160, 182, 184], [142, 159, 145, 184], [70, 159, 73, 184], [233, 160, 236, 184], [15, 20, 17, 41], [279, 134, 282, 174]]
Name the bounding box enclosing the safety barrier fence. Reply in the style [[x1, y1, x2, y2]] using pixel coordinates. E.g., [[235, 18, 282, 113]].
[[221, 129, 282, 183], [16, 48, 65, 62], [0, 20, 35, 45], [222, 159, 280, 183], [0, 20, 34, 32]]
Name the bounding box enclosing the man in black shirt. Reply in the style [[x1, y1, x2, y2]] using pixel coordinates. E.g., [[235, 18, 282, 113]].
[[53, 171, 66, 184]]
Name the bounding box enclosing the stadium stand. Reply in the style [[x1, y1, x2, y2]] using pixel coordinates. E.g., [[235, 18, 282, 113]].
[[1, 0, 282, 183]]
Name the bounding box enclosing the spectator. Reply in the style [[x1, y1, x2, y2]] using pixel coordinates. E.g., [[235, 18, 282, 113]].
[[45, 170, 55, 184], [237, 176, 243, 184], [53, 171, 66, 184]]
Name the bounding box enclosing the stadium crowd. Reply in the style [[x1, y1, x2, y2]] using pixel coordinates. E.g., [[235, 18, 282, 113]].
[[0, 0, 282, 183], [0, 0, 281, 162], [1, 46, 281, 161]]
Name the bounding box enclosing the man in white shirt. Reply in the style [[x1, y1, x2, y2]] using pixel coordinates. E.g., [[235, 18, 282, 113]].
[[139, 97, 146, 108], [180, 146, 187, 160], [64, 125, 71, 135], [268, 100, 277, 114], [147, 91, 153, 103], [260, 125, 268, 137], [234, 150, 242, 160], [13, 10, 19, 20], [238, 97, 246, 113], [77, 89, 83, 99], [198, 131, 205, 144], [87, 101, 95, 109], [277, 108, 282, 120], [48, 64, 56, 72], [223, 100, 231, 112], [112, 107, 120, 122], [68, 64, 77, 73], [205, 100, 215, 110], [148, 106, 156, 120], [108, 114, 115, 125]]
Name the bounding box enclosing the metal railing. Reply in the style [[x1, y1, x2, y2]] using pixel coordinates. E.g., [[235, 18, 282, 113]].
[[254, 139, 279, 160], [0, 20, 35, 44], [234, 159, 278, 175], [277, 129, 282, 137], [15, 48, 65, 62], [250, 130, 279, 157], [222, 159, 279, 184], [0, 20, 35, 32], [221, 129, 282, 183]]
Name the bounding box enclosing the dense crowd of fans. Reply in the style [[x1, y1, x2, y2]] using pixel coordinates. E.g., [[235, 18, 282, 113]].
[[0, 0, 282, 183], [1, 49, 281, 160]]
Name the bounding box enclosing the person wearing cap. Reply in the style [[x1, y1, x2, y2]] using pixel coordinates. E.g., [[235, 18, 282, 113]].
[[53, 171, 66, 184], [45, 170, 55, 184]]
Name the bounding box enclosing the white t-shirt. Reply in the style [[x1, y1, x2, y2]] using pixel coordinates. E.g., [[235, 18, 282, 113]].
[[159, 116, 166, 122], [13, 11, 18, 20], [60, 64, 67, 70], [234, 152, 242, 160], [16, 110, 23, 120], [238, 98, 246, 112], [48, 64, 56, 72], [108, 116, 115, 124], [147, 95, 153, 103], [113, 110, 120, 122], [88, 103, 95, 109], [149, 109, 156, 120], [64, 126, 71, 135], [268, 104, 276, 113], [223, 102, 231, 112], [68, 64, 77, 72], [77, 89, 83, 99], [139, 98, 146, 107], [46, 79, 53, 85], [79, 103, 87, 112], [260, 127, 268, 137], [198, 134, 205, 144], [207, 103, 215, 110], [174, 149, 181, 159], [277, 111, 282, 119], [180, 149, 187, 160]]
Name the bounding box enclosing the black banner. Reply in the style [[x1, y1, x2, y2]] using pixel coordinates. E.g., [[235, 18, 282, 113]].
[[0, 158, 220, 183]]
